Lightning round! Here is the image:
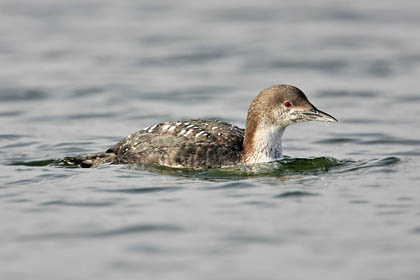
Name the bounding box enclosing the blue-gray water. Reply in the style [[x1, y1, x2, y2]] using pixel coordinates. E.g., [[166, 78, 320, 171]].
[[1, 1, 420, 279]]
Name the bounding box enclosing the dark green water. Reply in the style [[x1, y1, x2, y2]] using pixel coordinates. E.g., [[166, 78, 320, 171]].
[[12, 156, 401, 180], [1, 1, 420, 280]]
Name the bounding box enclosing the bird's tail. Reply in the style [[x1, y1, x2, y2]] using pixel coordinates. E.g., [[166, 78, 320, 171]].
[[60, 152, 117, 168]]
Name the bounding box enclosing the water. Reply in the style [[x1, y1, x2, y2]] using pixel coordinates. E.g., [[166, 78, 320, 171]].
[[1, 0, 420, 279]]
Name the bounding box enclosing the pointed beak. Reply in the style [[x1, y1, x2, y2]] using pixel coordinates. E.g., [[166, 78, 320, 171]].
[[301, 107, 338, 123]]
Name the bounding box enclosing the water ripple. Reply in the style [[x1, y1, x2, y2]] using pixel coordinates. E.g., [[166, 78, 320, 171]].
[[104, 186, 182, 194], [9, 159, 57, 167], [223, 232, 282, 244], [40, 199, 118, 207], [411, 227, 420, 234], [317, 89, 378, 98], [205, 181, 256, 190], [315, 136, 420, 146], [362, 139, 420, 146], [0, 110, 23, 117], [0, 141, 39, 149], [269, 58, 347, 72], [273, 191, 319, 199], [66, 112, 119, 120], [336, 157, 400, 174], [0, 134, 27, 141], [19, 224, 184, 241], [139, 47, 231, 66], [0, 88, 47, 102], [314, 137, 359, 144]]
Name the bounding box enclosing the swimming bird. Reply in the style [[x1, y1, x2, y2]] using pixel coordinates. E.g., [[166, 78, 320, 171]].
[[63, 84, 337, 168]]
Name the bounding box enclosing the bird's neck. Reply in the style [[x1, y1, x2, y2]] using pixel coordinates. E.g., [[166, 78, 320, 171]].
[[242, 124, 286, 164]]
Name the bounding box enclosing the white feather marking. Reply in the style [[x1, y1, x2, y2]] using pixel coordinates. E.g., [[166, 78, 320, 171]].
[[185, 129, 193, 136], [178, 129, 186, 136], [148, 124, 158, 133], [195, 131, 205, 138], [161, 124, 170, 131], [168, 126, 176, 131]]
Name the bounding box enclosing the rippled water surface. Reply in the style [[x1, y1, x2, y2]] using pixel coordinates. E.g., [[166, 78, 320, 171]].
[[1, 1, 420, 279]]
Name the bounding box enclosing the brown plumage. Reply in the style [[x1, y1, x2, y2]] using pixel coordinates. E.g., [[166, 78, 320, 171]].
[[63, 120, 244, 168]]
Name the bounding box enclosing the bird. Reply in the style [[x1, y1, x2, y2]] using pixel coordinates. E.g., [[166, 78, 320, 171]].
[[62, 84, 337, 169]]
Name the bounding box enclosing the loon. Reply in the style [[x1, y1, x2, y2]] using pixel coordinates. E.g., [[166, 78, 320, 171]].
[[63, 84, 337, 169]]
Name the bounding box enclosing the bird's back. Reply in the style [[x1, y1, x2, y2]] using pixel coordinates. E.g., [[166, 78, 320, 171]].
[[108, 119, 244, 168]]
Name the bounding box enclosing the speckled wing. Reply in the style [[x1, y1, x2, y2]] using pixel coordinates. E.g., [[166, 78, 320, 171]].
[[109, 120, 245, 168]]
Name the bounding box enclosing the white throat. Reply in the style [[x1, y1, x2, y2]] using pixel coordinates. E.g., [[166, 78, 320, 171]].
[[244, 125, 286, 164]]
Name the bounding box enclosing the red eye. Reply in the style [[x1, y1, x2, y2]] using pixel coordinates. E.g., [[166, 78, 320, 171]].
[[284, 101, 292, 108]]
